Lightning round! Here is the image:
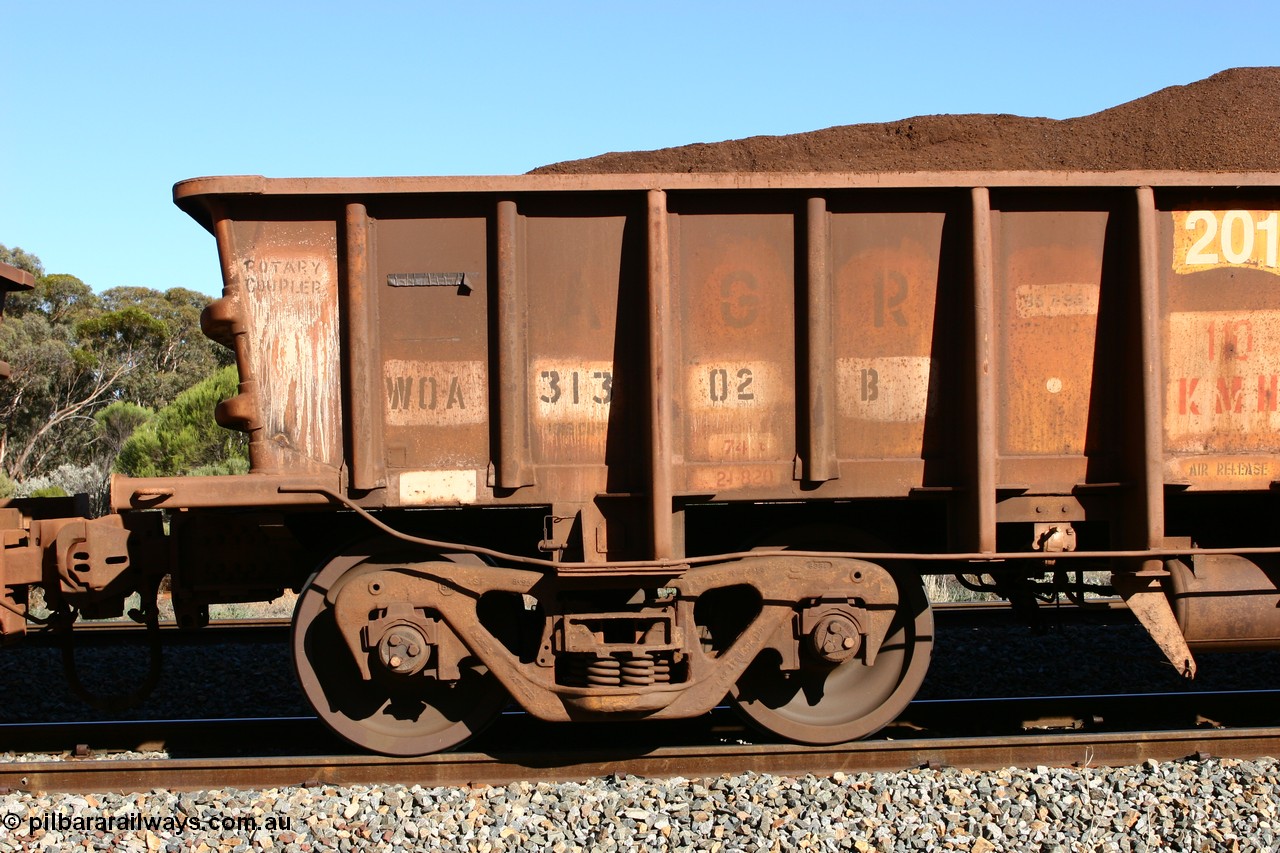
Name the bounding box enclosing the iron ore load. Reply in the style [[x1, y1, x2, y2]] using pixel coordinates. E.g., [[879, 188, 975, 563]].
[[7, 169, 1280, 755]]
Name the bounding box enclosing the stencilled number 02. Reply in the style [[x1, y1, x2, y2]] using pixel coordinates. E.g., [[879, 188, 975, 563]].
[[708, 367, 755, 402]]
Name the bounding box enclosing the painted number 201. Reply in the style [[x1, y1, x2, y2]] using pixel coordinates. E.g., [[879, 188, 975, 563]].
[[1184, 210, 1280, 268]]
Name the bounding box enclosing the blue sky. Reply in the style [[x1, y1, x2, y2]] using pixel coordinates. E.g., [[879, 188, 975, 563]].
[[4, 1, 1279, 297]]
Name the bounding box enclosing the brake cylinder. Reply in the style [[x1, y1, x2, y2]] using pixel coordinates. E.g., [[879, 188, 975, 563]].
[[1168, 554, 1280, 651]]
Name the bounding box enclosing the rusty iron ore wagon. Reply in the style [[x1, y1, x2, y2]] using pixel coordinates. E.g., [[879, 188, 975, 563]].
[[6, 170, 1280, 755]]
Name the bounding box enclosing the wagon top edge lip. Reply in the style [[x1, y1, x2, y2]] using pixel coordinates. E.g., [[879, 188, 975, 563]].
[[172, 169, 1280, 203], [0, 260, 35, 291]]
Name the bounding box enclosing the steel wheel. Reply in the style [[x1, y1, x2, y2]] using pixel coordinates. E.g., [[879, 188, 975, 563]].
[[292, 545, 508, 756], [731, 565, 932, 744]]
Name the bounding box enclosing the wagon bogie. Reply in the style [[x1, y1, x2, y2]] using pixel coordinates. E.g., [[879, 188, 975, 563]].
[[296, 535, 928, 754]]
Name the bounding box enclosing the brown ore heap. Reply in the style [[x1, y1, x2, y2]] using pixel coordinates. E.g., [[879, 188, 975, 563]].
[[532, 68, 1280, 175]]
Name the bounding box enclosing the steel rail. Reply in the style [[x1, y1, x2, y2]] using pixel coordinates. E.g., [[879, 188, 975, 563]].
[[4, 726, 1278, 795], [4, 690, 1277, 794], [2, 687, 1264, 755]]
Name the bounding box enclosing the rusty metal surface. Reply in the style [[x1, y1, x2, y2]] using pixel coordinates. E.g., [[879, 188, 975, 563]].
[[172, 171, 1280, 555], [200, 217, 342, 475], [1113, 567, 1196, 678], [295, 551, 510, 756], [115, 168, 1280, 756], [830, 199, 949, 487], [0, 261, 34, 293], [1169, 555, 1280, 650], [343, 203, 384, 492], [970, 188, 997, 552], [803, 196, 836, 482], [1134, 188, 1168, 552], [1161, 199, 1280, 490], [0, 261, 34, 379], [173, 171, 1280, 222], [994, 205, 1110, 491], [109, 472, 339, 510], [646, 190, 676, 559], [675, 203, 796, 498], [317, 552, 907, 729], [14, 600, 1124, 643]]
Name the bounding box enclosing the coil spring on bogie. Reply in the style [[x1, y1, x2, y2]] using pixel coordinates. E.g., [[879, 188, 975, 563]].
[[558, 654, 616, 687], [586, 655, 621, 686], [558, 652, 675, 687], [621, 654, 672, 686]]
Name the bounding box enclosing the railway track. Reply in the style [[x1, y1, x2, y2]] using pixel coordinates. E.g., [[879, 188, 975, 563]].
[[8, 600, 1266, 796], [5, 689, 1277, 793], [5, 725, 1277, 795]]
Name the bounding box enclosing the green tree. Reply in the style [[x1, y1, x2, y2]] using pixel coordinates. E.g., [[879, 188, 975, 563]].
[[94, 401, 153, 460], [0, 248, 228, 480], [97, 286, 230, 408], [0, 265, 107, 477], [7, 273, 101, 325], [0, 244, 45, 278], [115, 366, 248, 478], [0, 299, 132, 478]]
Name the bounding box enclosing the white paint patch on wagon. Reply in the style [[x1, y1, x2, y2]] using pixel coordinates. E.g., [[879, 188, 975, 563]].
[[837, 356, 932, 423], [398, 469, 479, 505], [383, 360, 488, 427], [687, 361, 777, 411], [532, 360, 614, 424], [237, 231, 343, 469], [1165, 310, 1280, 449], [1173, 210, 1280, 276]]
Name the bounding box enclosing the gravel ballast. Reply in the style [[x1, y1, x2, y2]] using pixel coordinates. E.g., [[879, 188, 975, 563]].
[[4, 622, 1279, 850], [3, 759, 1279, 852]]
